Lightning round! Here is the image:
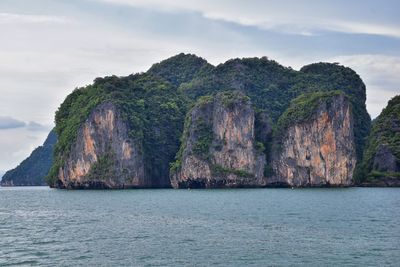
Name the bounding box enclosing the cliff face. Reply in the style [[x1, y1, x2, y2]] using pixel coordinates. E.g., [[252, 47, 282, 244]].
[[270, 93, 356, 187], [171, 91, 266, 188], [48, 71, 188, 189], [57, 102, 147, 189], [1, 130, 56, 186]]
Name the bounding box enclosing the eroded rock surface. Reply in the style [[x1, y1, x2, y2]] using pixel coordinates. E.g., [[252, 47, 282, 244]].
[[270, 94, 356, 187], [57, 102, 147, 189], [171, 91, 266, 188]]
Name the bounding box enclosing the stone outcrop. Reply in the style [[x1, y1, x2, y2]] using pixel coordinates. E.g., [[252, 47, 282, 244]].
[[270, 93, 357, 187], [171, 91, 266, 188], [56, 102, 150, 189]]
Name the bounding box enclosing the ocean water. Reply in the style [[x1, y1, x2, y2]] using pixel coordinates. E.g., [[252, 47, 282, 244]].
[[0, 187, 399, 266]]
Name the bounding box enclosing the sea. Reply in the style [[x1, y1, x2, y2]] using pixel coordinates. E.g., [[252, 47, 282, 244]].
[[0, 187, 399, 266]]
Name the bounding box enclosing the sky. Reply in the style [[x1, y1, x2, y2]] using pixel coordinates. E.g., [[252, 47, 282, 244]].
[[0, 0, 399, 173]]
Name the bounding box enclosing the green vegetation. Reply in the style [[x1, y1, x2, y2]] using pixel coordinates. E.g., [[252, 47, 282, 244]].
[[192, 117, 214, 159], [255, 141, 265, 153], [219, 90, 250, 109], [355, 95, 400, 183], [169, 112, 192, 173], [1, 130, 57, 186], [148, 53, 213, 86], [367, 171, 400, 179]]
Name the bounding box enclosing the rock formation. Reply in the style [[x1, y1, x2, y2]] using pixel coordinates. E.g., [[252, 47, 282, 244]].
[[170, 91, 266, 188], [56, 102, 147, 189], [270, 92, 357, 187]]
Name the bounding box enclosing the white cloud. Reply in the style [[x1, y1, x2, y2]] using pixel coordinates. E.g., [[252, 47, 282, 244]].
[[327, 21, 400, 39], [97, 0, 400, 38], [0, 12, 73, 24], [208, 16, 400, 38]]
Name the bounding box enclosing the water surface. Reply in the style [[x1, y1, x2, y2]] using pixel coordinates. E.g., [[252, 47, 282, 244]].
[[0, 187, 399, 266]]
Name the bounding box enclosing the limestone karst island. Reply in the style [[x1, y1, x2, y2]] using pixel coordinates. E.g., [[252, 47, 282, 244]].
[[2, 54, 399, 189]]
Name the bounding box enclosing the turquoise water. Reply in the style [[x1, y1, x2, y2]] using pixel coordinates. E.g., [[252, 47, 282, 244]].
[[0, 187, 399, 266]]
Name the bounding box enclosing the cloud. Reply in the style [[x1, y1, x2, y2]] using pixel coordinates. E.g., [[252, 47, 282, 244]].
[[324, 21, 400, 39], [204, 15, 400, 38], [97, 0, 400, 38], [0, 116, 26, 129], [0, 12, 72, 24]]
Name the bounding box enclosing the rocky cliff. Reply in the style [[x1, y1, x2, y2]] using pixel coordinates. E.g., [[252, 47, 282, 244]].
[[45, 54, 374, 189], [1, 130, 56, 186], [56, 102, 147, 189], [357, 95, 400, 186], [48, 73, 187, 189], [170, 91, 266, 188], [270, 92, 357, 187]]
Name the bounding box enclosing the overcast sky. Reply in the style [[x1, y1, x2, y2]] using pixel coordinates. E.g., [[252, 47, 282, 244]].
[[0, 0, 399, 173]]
